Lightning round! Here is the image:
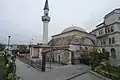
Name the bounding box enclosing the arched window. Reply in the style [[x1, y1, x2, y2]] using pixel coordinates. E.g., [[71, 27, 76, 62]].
[[85, 47, 88, 51], [46, 13, 48, 16], [102, 48, 106, 53], [111, 48, 116, 59]]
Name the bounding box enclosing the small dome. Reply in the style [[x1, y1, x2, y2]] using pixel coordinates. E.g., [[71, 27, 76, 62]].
[[62, 26, 86, 33]]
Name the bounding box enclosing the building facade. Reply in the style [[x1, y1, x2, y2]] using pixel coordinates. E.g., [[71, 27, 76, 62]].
[[29, 45, 43, 59], [47, 26, 96, 64], [91, 8, 120, 65]]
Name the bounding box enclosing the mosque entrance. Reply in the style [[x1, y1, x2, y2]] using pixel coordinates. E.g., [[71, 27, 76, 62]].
[[41, 46, 74, 72], [58, 55, 61, 64]]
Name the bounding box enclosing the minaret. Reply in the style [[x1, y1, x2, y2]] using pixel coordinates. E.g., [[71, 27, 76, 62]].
[[42, 0, 50, 44]]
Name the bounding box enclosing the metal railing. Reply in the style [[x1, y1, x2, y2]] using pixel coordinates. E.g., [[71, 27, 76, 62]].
[[18, 56, 42, 70]]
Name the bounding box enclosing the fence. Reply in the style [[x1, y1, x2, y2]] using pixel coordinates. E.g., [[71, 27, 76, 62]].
[[18, 56, 42, 70]]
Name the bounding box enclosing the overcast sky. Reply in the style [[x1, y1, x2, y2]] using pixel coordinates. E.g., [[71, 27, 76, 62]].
[[0, 0, 120, 44]]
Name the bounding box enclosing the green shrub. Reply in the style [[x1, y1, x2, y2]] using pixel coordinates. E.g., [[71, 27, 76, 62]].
[[6, 62, 14, 76], [7, 73, 13, 80], [95, 65, 120, 79]]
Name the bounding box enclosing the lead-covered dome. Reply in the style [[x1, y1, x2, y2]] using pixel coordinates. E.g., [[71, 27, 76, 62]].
[[62, 26, 86, 33]]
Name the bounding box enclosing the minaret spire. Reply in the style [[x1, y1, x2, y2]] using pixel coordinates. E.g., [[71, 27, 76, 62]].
[[42, 0, 51, 44], [44, 0, 49, 10]]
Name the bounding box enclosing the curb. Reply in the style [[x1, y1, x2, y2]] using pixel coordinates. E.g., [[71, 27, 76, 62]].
[[16, 70, 24, 80], [90, 71, 112, 80], [65, 71, 87, 80], [46, 67, 53, 69]]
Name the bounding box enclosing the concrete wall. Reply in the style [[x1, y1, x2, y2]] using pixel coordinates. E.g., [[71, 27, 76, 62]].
[[30, 47, 43, 58]]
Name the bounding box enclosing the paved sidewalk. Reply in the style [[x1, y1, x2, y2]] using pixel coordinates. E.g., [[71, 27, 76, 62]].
[[15, 59, 106, 80]]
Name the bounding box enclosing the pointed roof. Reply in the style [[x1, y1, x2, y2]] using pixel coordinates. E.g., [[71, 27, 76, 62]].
[[44, 0, 49, 10]]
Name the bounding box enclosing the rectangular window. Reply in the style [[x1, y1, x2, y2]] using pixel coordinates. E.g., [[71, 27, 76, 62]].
[[101, 30, 103, 35], [108, 27, 110, 33], [99, 30, 103, 35], [109, 38, 111, 44], [111, 26, 114, 32], [112, 37, 115, 44], [105, 28, 107, 33], [99, 31, 101, 35], [100, 40, 103, 45], [118, 17, 120, 20], [101, 39, 106, 45], [103, 39, 106, 45]]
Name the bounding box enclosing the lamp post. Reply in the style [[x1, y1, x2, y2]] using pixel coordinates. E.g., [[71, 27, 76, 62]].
[[41, 52, 46, 72], [49, 53, 52, 68], [8, 36, 11, 52]]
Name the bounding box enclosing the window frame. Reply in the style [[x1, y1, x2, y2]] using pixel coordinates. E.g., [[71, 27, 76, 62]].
[[108, 27, 110, 33], [111, 26, 114, 32], [112, 37, 115, 44], [109, 38, 111, 44]]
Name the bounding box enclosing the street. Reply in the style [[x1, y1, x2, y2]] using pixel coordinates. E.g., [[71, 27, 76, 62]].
[[16, 59, 105, 80]]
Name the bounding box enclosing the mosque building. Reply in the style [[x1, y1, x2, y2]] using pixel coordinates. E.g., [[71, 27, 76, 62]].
[[30, 0, 120, 65]]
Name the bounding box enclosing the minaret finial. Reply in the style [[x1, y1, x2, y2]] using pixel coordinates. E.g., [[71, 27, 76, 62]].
[[44, 0, 49, 10]]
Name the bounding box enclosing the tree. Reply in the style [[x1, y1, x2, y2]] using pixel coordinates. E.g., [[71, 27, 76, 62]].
[[17, 45, 27, 52], [89, 48, 101, 70], [89, 48, 98, 61], [104, 51, 110, 60], [12, 49, 19, 55], [102, 49, 110, 60], [80, 54, 87, 64], [89, 48, 110, 70], [7, 73, 13, 80], [0, 43, 5, 51]]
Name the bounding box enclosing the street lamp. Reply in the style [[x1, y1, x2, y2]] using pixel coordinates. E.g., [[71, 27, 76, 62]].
[[8, 36, 11, 53]]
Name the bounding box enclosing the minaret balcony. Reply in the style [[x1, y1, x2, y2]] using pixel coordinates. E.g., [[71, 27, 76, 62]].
[[42, 16, 50, 22]]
